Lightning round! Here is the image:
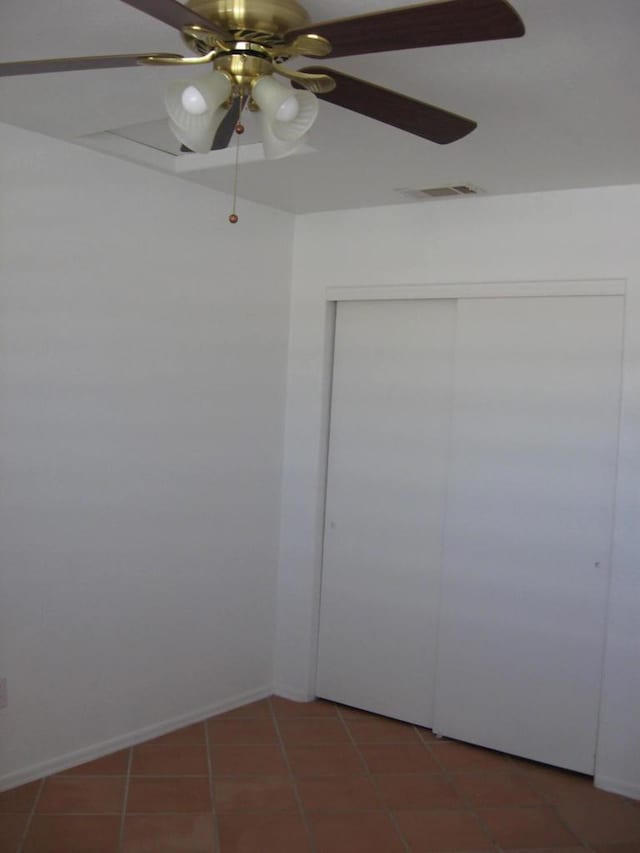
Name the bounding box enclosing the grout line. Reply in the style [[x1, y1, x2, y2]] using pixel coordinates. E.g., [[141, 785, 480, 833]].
[[546, 801, 595, 851], [425, 739, 589, 852], [508, 764, 595, 851], [268, 696, 318, 853], [116, 748, 133, 853], [16, 777, 45, 853], [335, 705, 412, 853], [17, 811, 132, 816], [125, 773, 211, 778], [39, 773, 134, 778], [418, 730, 501, 852], [204, 719, 222, 853]]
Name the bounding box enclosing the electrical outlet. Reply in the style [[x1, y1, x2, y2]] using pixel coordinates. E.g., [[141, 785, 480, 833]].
[[0, 678, 7, 709]]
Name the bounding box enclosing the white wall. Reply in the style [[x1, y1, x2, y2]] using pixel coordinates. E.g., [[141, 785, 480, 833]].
[[275, 185, 640, 799], [0, 123, 293, 788]]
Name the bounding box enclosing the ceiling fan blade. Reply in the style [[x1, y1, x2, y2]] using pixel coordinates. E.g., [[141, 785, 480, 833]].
[[286, 0, 524, 59], [119, 0, 232, 40], [297, 67, 476, 144], [212, 95, 247, 150], [0, 54, 180, 77]]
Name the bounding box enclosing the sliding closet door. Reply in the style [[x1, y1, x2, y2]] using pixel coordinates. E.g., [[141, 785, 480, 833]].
[[316, 299, 456, 725], [433, 295, 623, 773]]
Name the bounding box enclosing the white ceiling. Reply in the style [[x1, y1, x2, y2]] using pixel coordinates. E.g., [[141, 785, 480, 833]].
[[2, 0, 640, 213]]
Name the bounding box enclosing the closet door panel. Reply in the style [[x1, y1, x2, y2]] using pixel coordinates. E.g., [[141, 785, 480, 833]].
[[433, 295, 623, 772], [316, 299, 456, 725]]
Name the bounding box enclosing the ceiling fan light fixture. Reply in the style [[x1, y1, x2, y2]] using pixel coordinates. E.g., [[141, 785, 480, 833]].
[[167, 116, 217, 153], [252, 75, 319, 142], [165, 71, 232, 152], [181, 84, 209, 115], [272, 90, 318, 141], [276, 95, 300, 123], [261, 118, 307, 160]]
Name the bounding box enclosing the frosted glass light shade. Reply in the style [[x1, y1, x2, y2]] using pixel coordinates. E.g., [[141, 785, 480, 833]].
[[168, 116, 226, 154], [165, 71, 232, 153], [261, 116, 307, 160], [252, 76, 318, 142]]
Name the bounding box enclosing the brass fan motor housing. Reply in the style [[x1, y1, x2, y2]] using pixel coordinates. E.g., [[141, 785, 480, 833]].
[[214, 46, 273, 87], [184, 0, 310, 45]]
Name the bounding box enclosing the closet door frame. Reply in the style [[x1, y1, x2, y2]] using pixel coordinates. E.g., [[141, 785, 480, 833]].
[[312, 277, 625, 732]]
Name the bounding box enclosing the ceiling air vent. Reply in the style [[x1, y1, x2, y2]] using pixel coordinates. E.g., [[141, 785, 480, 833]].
[[398, 183, 485, 200]]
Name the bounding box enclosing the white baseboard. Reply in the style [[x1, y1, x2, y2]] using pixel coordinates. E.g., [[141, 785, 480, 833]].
[[595, 773, 640, 801], [0, 685, 272, 793], [272, 683, 315, 702]]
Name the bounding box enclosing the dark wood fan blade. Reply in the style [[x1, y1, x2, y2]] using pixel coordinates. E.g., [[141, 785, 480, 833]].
[[0, 54, 161, 77], [119, 0, 232, 40], [297, 67, 476, 143], [212, 95, 247, 149], [286, 0, 524, 59]]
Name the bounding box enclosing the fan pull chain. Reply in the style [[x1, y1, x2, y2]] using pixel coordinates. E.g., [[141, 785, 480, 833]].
[[228, 105, 245, 224]]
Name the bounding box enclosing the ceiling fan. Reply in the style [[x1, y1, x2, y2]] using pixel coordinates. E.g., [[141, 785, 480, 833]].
[[1, 0, 525, 159]]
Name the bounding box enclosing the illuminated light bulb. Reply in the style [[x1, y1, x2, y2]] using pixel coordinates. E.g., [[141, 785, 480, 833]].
[[276, 95, 300, 123], [181, 85, 208, 115]]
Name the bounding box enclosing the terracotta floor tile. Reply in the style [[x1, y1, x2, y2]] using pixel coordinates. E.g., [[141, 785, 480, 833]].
[[432, 741, 512, 772], [210, 744, 287, 777], [555, 799, 640, 846], [207, 718, 278, 745], [143, 724, 206, 748], [278, 717, 350, 745], [394, 808, 494, 851], [60, 749, 131, 776], [297, 775, 382, 812], [214, 699, 272, 720], [359, 742, 439, 774], [0, 813, 28, 853], [310, 811, 406, 853], [131, 743, 208, 776], [126, 777, 211, 813], [454, 771, 543, 807], [122, 813, 216, 852], [286, 743, 366, 777], [17, 698, 636, 853], [503, 848, 586, 852], [521, 763, 626, 807], [479, 806, 580, 848], [374, 773, 462, 810], [0, 781, 41, 813], [218, 811, 312, 852], [37, 776, 125, 814], [346, 717, 421, 744], [214, 776, 298, 812], [270, 697, 337, 718], [23, 815, 121, 853]]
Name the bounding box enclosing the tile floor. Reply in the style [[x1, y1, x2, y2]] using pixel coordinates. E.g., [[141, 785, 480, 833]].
[[2, 695, 640, 853]]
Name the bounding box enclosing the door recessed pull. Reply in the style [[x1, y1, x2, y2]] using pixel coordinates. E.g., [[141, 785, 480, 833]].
[[594, 562, 600, 567]]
